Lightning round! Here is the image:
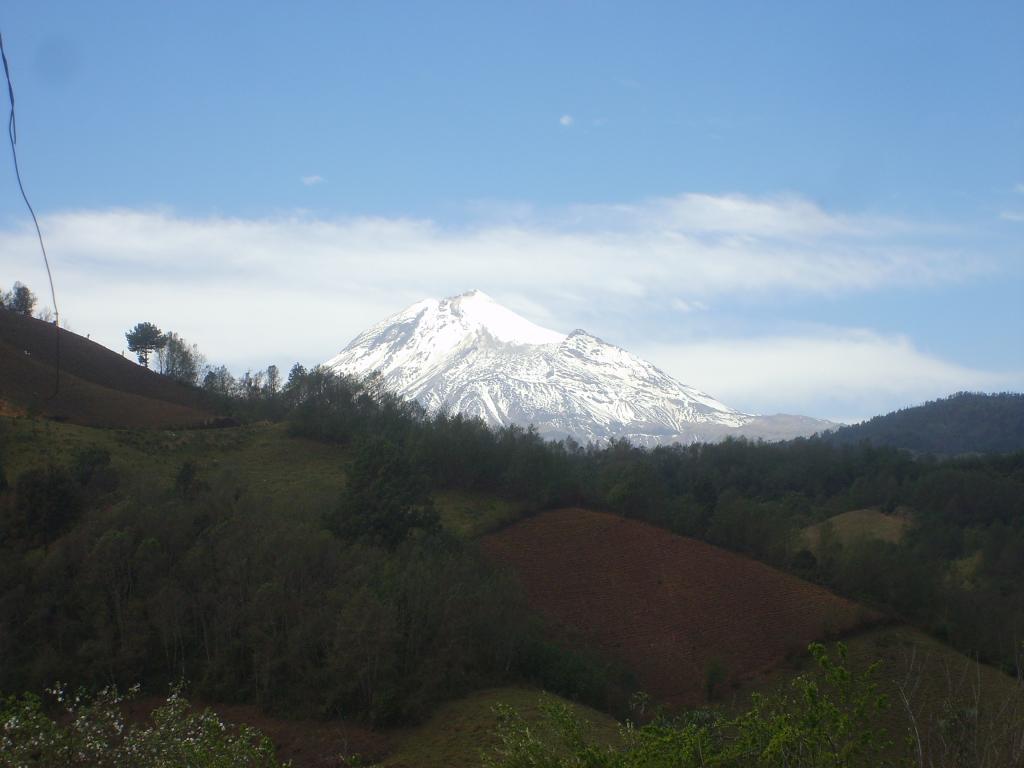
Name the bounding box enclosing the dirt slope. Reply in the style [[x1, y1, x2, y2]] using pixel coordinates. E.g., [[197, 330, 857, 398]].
[[483, 507, 877, 707], [0, 309, 212, 427]]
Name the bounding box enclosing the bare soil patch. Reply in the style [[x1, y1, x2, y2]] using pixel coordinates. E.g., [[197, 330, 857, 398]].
[[483, 507, 877, 707]]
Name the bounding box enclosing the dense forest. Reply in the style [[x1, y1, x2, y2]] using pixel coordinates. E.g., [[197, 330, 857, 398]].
[[2, 363, 1024, 731], [0, 409, 622, 726]]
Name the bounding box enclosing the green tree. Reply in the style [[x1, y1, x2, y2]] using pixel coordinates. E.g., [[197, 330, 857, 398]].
[[15, 465, 83, 550], [286, 362, 306, 388], [157, 331, 204, 385], [202, 364, 236, 396], [7, 281, 36, 316], [0, 684, 284, 767], [125, 322, 166, 368], [174, 459, 207, 500], [326, 436, 439, 548], [487, 643, 905, 768], [266, 364, 280, 395]]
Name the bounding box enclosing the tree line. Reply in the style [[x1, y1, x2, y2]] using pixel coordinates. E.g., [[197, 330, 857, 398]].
[[123, 320, 289, 420]]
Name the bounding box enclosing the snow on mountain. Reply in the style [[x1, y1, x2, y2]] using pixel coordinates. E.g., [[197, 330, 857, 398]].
[[324, 290, 835, 445]]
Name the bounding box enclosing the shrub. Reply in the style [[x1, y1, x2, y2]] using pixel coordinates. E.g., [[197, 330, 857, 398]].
[[0, 684, 283, 767], [14, 465, 82, 549], [486, 643, 907, 768]]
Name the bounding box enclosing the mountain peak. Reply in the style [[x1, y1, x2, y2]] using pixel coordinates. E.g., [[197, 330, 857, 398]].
[[438, 290, 565, 346], [325, 292, 834, 445], [452, 288, 490, 300]]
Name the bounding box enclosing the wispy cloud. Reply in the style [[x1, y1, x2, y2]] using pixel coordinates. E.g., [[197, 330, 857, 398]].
[[638, 330, 1019, 423], [1000, 210, 1024, 222], [567, 193, 900, 237], [301, 175, 325, 186], [559, 114, 573, 127]]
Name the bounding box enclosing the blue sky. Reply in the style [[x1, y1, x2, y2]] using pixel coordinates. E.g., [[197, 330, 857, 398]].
[[0, 1, 1021, 422]]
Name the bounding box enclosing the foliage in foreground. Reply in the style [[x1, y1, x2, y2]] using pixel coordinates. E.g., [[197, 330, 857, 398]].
[[486, 643, 910, 768], [0, 684, 282, 768]]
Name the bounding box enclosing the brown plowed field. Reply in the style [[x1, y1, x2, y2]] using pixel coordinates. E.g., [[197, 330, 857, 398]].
[[483, 508, 877, 707], [0, 309, 212, 427]]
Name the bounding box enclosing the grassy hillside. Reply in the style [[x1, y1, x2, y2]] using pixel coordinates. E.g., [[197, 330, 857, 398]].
[[735, 625, 1024, 766], [0, 417, 535, 532], [433, 489, 528, 538], [802, 507, 911, 552], [380, 687, 620, 768], [0, 418, 349, 512]]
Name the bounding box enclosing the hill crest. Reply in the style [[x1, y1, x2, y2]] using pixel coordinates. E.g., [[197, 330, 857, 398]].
[[0, 308, 212, 428], [825, 391, 1024, 455]]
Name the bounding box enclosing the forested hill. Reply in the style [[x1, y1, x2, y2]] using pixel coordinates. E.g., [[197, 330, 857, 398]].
[[3, 365, 1024, 735], [824, 392, 1024, 455]]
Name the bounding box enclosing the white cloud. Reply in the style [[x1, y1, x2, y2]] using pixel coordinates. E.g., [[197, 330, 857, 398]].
[[638, 330, 1020, 423], [0, 193, 989, 402], [1000, 210, 1024, 222], [559, 114, 573, 127], [301, 175, 325, 186], [1014, 183, 1024, 194], [568, 193, 897, 237]]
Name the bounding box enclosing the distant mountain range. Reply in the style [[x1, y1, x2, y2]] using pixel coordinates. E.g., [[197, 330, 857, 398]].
[[325, 290, 835, 445]]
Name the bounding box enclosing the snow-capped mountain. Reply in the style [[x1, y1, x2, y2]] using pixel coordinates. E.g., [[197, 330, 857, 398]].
[[324, 290, 835, 445]]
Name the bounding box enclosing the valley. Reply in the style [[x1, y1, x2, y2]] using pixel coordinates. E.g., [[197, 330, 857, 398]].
[[1, 311, 1023, 767]]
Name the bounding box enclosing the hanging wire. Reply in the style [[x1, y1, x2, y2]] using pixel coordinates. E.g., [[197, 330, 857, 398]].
[[1, 30, 60, 398]]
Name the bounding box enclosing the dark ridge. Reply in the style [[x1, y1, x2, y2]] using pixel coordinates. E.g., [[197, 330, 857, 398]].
[[822, 392, 1024, 456]]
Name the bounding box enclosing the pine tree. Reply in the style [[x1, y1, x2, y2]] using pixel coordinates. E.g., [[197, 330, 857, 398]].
[[125, 321, 166, 368]]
